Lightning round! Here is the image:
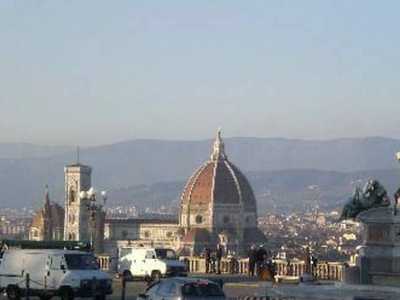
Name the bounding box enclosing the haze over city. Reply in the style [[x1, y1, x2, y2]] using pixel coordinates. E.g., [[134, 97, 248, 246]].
[[1, 1, 399, 146]]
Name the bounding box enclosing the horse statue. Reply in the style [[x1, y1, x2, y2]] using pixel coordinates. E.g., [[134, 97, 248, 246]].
[[339, 179, 390, 221]]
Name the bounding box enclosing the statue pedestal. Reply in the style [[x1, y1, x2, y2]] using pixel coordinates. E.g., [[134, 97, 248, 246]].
[[355, 207, 400, 285]]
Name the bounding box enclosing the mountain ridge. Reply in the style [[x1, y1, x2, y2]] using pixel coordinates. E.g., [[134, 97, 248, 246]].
[[1, 136, 400, 209]]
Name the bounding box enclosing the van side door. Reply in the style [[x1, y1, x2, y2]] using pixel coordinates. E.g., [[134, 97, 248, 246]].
[[145, 250, 158, 275], [46, 255, 64, 290]]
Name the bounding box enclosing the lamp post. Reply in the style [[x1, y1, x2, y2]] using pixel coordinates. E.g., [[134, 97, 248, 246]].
[[395, 151, 400, 215], [79, 187, 108, 253]]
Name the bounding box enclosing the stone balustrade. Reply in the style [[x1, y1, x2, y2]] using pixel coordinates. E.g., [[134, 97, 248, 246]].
[[97, 254, 345, 281], [98, 254, 111, 270], [180, 257, 346, 281]]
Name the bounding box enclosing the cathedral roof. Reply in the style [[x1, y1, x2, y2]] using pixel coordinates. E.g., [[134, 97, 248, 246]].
[[181, 129, 257, 210], [31, 203, 64, 229], [30, 186, 64, 229]]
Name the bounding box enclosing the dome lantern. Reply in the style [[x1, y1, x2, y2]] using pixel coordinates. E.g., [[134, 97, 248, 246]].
[[210, 127, 227, 161]]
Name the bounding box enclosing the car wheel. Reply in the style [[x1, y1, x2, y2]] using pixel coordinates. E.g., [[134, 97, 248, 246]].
[[6, 285, 21, 300], [59, 287, 74, 300], [94, 295, 106, 300]]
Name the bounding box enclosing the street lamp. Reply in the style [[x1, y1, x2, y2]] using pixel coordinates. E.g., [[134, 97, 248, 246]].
[[396, 151, 400, 162], [79, 187, 108, 252], [395, 151, 400, 215]]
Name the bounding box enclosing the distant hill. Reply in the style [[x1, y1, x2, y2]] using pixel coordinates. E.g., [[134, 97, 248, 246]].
[[1, 136, 400, 209], [108, 168, 400, 214]]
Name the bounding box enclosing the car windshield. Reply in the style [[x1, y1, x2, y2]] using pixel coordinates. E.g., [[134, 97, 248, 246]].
[[182, 282, 225, 297], [65, 254, 99, 270], [155, 248, 177, 260]]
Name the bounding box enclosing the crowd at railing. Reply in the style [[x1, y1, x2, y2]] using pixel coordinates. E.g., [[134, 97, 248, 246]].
[[179, 257, 345, 281]]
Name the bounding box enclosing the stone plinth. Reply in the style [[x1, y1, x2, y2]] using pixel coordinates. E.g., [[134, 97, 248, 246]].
[[356, 207, 400, 285]]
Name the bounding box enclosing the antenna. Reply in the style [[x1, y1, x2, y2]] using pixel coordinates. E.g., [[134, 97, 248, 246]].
[[77, 146, 80, 165]]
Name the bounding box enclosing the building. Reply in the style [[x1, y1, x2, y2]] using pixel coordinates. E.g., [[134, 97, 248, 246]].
[[63, 163, 106, 254], [29, 186, 64, 241], [178, 129, 266, 256], [104, 129, 266, 257], [29, 129, 266, 258]]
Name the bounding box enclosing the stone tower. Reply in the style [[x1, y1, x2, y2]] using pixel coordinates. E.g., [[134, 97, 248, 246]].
[[63, 163, 92, 241]]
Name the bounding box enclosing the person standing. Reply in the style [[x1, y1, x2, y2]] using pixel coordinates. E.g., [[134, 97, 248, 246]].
[[216, 244, 223, 274], [205, 248, 211, 273], [304, 247, 311, 274], [247, 245, 256, 276], [256, 245, 267, 276]]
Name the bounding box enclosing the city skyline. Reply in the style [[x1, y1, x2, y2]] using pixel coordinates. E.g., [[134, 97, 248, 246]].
[[1, 1, 400, 146]]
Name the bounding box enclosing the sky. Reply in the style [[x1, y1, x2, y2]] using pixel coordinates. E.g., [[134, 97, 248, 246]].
[[1, 1, 400, 146]]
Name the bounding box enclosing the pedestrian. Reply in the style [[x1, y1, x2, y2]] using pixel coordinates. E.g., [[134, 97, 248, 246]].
[[256, 244, 267, 276], [311, 254, 318, 277], [247, 245, 256, 276], [216, 244, 223, 274], [204, 247, 211, 273], [304, 247, 311, 274]]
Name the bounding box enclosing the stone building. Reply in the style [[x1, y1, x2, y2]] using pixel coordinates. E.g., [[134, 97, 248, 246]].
[[178, 129, 266, 256], [63, 163, 106, 254], [104, 130, 266, 257], [29, 130, 266, 258], [29, 186, 64, 241]]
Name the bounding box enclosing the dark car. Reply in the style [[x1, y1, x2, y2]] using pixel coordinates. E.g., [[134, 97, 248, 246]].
[[136, 277, 226, 300]]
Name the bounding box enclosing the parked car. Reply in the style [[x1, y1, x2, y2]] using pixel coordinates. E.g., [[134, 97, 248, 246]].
[[136, 277, 226, 300]]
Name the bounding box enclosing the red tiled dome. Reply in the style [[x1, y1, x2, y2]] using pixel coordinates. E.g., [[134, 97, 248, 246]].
[[181, 131, 256, 211]]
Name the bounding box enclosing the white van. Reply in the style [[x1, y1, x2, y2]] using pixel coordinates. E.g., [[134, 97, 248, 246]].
[[117, 247, 187, 281], [0, 249, 112, 300]]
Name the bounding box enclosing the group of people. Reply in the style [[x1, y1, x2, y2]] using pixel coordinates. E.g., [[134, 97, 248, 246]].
[[247, 244, 276, 280], [203, 244, 223, 274]]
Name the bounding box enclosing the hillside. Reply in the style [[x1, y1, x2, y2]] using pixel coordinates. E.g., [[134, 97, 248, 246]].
[[0, 136, 400, 209]]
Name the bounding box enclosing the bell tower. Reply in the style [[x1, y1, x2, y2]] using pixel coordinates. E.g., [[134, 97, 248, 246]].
[[63, 163, 92, 241]]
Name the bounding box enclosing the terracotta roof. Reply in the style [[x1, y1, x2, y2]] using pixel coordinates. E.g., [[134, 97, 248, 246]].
[[181, 134, 257, 208], [49, 203, 64, 228], [30, 202, 64, 229]]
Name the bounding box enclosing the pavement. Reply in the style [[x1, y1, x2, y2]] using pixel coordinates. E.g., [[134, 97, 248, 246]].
[[191, 274, 400, 300]]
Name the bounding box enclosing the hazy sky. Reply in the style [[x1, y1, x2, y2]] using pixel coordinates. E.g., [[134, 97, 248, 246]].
[[1, 1, 399, 146]]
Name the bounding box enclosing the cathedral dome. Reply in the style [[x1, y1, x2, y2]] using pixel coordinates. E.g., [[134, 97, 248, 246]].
[[179, 129, 266, 256], [181, 130, 256, 212]]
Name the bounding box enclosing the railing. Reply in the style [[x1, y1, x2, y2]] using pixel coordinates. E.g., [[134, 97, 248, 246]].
[[97, 254, 345, 281], [98, 254, 110, 270], [180, 257, 345, 281]]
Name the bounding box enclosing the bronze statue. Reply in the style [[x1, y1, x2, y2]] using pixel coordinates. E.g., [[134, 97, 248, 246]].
[[339, 179, 390, 221]]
